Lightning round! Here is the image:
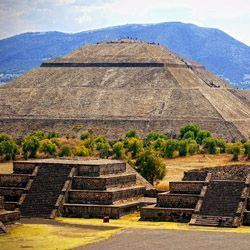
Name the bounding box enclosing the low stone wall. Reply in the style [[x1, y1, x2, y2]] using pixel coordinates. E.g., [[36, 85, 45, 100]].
[[170, 181, 204, 194], [68, 187, 145, 205], [183, 165, 250, 182], [63, 204, 121, 219], [243, 211, 250, 226], [0, 211, 20, 223], [0, 174, 30, 188], [140, 205, 193, 222], [0, 196, 4, 210], [0, 188, 24, 202], [72, 174, 136, 190], [13, 163, 36, 174], [157, 193, 199, 208], [78, 163, 126, 176]]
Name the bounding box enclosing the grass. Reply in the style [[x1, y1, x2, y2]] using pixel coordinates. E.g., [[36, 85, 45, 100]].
[[0, 223, 120, 250], [57, 212, 250, 234], [156, 154, 250, 190]]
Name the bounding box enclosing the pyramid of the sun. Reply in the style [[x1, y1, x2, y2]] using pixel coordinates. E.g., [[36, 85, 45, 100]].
[[0, 39, 249, 139]]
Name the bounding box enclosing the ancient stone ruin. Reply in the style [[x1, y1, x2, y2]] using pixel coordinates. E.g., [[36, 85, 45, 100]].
[[0, 39, 249, 140], [141, 165, 250, 228], [0, 160, 155, 221]]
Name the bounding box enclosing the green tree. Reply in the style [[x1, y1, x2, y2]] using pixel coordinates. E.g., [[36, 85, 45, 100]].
[[161, 140, 179, 158], [112, 142, 125, 159], [196, 130, 211, 144], [202, 137, 219, 154], [22, 136, 40, 159], [226, 142, 244, 161], [58, 144, 72, 157], [183, 131, 195, 140], [30, 131, 46, 140], [39, 139, 57, 157], [74, 145, 89, 157], [180, 124, 200, 139], [244, 140, 250, 160], [126, 137, 143, 157], [124, 129, 139, 139], [178, 140, 189, 157], [80, 131, 92, 140], [144, 132, 168, 146], [136, 149, 166, 184], [0, 134, 18, 160], [47, 131, 59, 139]]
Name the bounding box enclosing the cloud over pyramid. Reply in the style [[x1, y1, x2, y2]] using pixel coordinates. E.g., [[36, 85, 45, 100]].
[[0, 39, 249, 139]]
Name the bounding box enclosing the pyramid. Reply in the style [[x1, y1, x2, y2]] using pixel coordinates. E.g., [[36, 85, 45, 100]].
[[0, 39, 249, 140]]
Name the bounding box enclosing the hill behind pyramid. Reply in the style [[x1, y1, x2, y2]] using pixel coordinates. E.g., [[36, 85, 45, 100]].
[[0, 39, 249, 140]]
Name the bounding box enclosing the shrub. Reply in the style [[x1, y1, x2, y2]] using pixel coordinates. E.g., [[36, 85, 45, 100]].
[[126, 137, 143, 157], [203, 137, 222, 154], [187, 139, 199, 155], [244, 140, 250, 160], [80, 131, 92, 140], [226, 142, 244, 161], [183, 131, 195, 140], [150, 138, 166, 152], [22, 136, 40, 159], [99, 143, 112, 159], [144, 132, 168, 146], [81, 138, 94, 153], [30, 131, 47, 140], [112, 142, 125, 159], [178, 140, 189, 157], [196, 130, 211, 144], [124, 129, 139, 139], [58, 144, 72, 157], [74, 145, 89, 157], [0, 133, 18, 160], [39, 139, 57, 157], [94, 136, 108, 150], [47, 131, 59, 139], [161, 140, 179, 158], [136, 149, 166, 184], [180, 124, 200, 139]]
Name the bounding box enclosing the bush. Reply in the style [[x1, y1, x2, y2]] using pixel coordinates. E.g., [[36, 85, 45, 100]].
[[99, 143, 112, 159], [81, 138, 94, 153], [39, 139, 57, 157], [125, 137, 143, 157], [187, 139, 199, 155], [150, 138, 166, 152], [144, 132, 168, 146], [58, 144, 72, 157], [112, 142, 125, 159], [124, 129, 139, 139], [203, 137, 222, 154], [0, 133, 18, 160], [74, 145, 89, 157], [47, 131, 59, 139], [244, 140, 250, 160], [196, 130, 211, 144], [180, 124, 200, 139], [94, 136, 108, 150], [136, 149, 166, 184], [178, 140, 189, 157], [80, 131, 92, 140], [161, 140, 179, 158], [30, 131, 47, 140], [22, 136, 40, 159], [226, 142, 244, 161], [183, 131, 195, 140]]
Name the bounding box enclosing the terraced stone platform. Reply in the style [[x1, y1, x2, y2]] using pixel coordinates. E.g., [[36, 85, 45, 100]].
[[141, 165, 250, 228], [0, 159, 155, 219]]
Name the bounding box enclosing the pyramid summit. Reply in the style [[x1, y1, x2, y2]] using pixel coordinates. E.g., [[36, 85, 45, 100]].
[[0, 39, 249, 139]]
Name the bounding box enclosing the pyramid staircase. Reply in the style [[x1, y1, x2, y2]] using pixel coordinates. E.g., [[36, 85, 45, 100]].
[[0, 160, 155, 219], [62, 161, 152, 218], [190, 176, 250, 227], [140, 174, 210, 222]]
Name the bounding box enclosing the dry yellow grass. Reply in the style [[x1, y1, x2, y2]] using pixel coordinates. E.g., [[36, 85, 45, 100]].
[[0, 223, 119, 250], [156, 154, 250, 191], [0, 161, 13, 174]]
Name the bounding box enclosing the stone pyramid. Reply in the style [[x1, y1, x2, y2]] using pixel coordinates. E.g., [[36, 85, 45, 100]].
[[0, 39, 249, 140]]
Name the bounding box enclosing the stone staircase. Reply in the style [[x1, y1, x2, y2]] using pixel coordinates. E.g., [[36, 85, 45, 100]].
[[140, 180, 205, 222], [190, 180, 248, 227], [20, 164, 71, 218], [63, 160, 151, 218]]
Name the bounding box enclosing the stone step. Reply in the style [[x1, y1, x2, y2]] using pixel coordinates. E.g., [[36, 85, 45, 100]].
[[68, 186, 146, 205], [157, 192, 200, 208], [169, 181, 204, 194], [0, 174, 31, 188], [192, 215, 234, 227], [72, 173, 137, 190]]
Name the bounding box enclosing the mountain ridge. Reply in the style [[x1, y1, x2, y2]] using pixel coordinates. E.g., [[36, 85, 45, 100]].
[[0, 22, 250, 89]]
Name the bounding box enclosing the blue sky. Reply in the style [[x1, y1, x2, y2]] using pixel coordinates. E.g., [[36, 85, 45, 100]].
[[0, 0, 250, 45]]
